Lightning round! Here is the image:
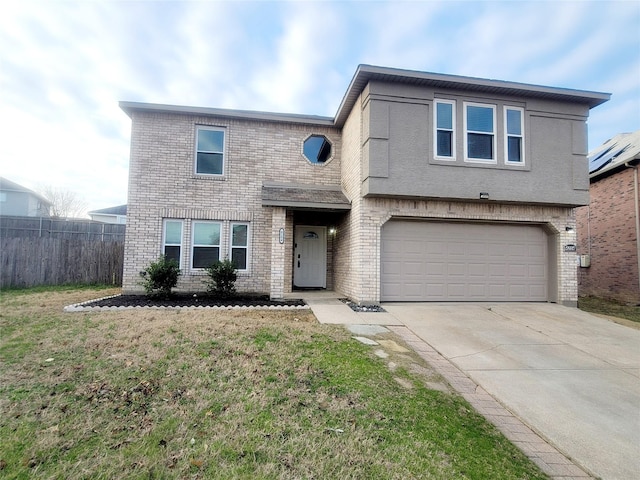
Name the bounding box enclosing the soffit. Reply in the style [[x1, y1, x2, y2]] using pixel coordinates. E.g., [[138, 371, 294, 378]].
[[334, 65, 611, 127]]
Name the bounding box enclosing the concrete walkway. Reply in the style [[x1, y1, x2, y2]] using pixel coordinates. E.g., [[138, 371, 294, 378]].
[[293, 292, 640, 480]]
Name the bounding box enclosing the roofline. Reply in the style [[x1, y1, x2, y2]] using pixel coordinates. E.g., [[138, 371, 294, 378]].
[[590, 156, 640, 180], [0, 177, 52, 205], [334, 64, 611, 126], [120, 65, 611, 129], [119, 101, 334, 126]]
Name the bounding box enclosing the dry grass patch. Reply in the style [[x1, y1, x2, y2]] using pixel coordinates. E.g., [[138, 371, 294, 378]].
[[0, 287, 548, 479], [579, 295, 640, 326]]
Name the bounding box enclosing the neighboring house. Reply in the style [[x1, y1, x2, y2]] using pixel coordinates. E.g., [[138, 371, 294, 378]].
[[88, 205, 127, 224], [576, 130, 640, 303], [120, 65, 609, 306], [0, 177, 51, 217]]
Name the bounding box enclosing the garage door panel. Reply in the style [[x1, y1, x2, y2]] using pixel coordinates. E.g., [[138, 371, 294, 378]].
[[426, 283, 445, 297], [468, 263, 486, 277], [509, 264, 527, 277], [448, 263, 467, 276], [381, 221, 548, 301], [529, 285, 546, 297], [425, 262, 445, 275], [528, 244, 545, 258], [448, 242, 467, 256], [468, 284, 486, 297], [447, 284, 467, 298], [404, 262, 425, 275], [403, 240, 423, 255], [529, 264, 545, 278]]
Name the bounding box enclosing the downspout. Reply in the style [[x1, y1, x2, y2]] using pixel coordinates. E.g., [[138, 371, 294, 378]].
[[626, 162, 640, 293]]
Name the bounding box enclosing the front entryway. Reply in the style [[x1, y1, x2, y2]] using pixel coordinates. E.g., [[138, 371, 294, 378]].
[[294, 226, 327, 288]]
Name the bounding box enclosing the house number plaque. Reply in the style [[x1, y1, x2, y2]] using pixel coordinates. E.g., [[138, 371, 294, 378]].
[[564, 244, 577, 252]]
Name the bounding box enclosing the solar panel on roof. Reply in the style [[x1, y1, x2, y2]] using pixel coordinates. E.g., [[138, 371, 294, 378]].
[[589, 146, 626, 173]]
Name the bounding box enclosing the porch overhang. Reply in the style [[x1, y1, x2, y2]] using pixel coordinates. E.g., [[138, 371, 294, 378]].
[[262, 183, 351, 211]]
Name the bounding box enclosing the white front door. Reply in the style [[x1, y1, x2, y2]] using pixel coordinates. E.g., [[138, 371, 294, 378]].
[[294, 226, 327, 288]]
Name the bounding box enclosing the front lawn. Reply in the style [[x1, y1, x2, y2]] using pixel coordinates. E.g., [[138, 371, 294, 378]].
[[0, 287, 547, 479], [579, 295, 640, 323]]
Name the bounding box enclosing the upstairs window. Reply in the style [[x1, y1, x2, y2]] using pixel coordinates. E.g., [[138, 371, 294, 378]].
[[230, 223, 249, 271], [464, 103, 496, 162], [505, 107, 524, 163], [163, 220, 183, 267], [192, 221, 221, 269], [435, 100, 455, 159], [195, 127, 225, 175], [303, 135, 332, 164]]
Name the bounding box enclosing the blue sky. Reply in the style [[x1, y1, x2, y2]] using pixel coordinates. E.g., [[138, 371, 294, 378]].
[[1, 0, 638, 215]]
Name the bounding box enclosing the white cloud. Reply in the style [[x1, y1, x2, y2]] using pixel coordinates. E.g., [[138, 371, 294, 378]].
[[248, 2, 347, 115], [0, 0, 638, 215]]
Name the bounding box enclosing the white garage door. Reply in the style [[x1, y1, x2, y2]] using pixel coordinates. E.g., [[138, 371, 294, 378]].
[[381, 221, 548, 301]]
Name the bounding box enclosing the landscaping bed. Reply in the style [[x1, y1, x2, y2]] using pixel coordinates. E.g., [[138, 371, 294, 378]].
[[79, 293, 306, 308]]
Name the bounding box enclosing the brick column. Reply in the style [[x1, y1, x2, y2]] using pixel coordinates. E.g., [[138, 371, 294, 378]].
[[269, 207, 287, 299]]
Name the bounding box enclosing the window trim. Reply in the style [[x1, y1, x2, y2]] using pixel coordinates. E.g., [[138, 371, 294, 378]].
[[191, 220, 222, 270], [229, 222, 250, 272], [194, 126, 226, 176], [434, 99, 456, 160], [162, 219, 183, 268], [463, 102, 497, 164], [302, 134, 334, 165], [504, 106, 525, 165]]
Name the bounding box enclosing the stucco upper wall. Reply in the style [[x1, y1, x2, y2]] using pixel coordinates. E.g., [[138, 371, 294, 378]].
[[360, 80, 591, 206]]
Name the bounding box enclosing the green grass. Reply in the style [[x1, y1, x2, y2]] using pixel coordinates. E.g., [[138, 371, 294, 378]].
[[579, 295, 640, 323], [0, 287, 548, 479]]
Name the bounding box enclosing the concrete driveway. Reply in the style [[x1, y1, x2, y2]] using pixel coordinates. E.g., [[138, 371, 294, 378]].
[[383, 302, 640, 480]]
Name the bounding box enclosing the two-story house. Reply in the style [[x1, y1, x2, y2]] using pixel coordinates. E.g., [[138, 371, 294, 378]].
[[120, 65, 609, 306], [0, 177, 52, 217]]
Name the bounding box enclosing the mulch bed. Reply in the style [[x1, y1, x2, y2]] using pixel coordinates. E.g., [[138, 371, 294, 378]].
[[82, 294, 306, 308]]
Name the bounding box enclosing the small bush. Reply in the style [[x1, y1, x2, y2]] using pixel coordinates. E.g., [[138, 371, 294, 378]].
[[139, 256, 181, 298], [205, 259, 237, 298]]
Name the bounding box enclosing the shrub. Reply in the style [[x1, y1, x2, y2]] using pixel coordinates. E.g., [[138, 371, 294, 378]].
[[139, 256, 181, 298], [205, 259, 237, 298]]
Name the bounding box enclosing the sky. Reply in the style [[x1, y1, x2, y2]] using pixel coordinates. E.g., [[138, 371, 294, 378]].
[[1, 0, 639, 217]]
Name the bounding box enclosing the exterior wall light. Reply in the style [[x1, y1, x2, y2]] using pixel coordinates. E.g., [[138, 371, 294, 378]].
[[565, 226, 575, 232], [329, 227, 336, 235]]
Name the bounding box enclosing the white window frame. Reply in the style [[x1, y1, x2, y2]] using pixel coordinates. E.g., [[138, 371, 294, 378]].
[[194, 126, 226, 176], [504, 107, 525, 165], [191, 221, 222, 270], [162, 219, 183, 268], [463, 102, 497, 163], [229, 222, 250, 272], [434, 99, 456, 160]]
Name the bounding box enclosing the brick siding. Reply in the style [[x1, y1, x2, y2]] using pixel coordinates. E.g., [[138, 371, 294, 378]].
[[576, 167, 640, 303], [123, 111, 341, 294]]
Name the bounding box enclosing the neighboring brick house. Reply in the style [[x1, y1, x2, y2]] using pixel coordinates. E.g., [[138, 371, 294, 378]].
[[121, 65, 609, 306], [576, 130, 640, 303]]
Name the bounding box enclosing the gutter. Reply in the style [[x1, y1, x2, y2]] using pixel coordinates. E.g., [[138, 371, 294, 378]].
[[626, 161, 640, 293]]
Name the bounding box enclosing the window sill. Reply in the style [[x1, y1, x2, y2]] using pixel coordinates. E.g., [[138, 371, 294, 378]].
[[429, 157, 530, 171], [192, 174, 226, 181]]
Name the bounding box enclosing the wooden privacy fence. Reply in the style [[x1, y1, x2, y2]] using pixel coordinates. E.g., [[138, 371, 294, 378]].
[[0, 238, 124, 288], [0, 216, 125, 241]]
